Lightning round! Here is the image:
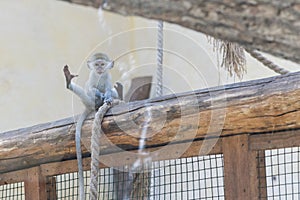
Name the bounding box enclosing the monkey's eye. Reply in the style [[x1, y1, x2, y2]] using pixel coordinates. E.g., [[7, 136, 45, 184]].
[[101, 63, 105, 66], [95, 63, 99, 67]]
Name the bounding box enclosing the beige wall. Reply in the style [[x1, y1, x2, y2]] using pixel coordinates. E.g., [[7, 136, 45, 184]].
[[0, 0, 299, 132]]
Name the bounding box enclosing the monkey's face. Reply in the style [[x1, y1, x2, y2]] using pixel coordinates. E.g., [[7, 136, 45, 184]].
[[94, 60, 107, 74], [88, 59, 114, 74]]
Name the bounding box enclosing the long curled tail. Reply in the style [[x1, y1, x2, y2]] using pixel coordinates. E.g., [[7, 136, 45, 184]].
[[75, 109, 91, 200]]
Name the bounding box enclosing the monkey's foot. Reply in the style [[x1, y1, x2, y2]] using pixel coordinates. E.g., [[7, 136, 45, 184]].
[[114, 82, 123, 100], [104, 97, 113, 105], [63, 65, 78, 88]]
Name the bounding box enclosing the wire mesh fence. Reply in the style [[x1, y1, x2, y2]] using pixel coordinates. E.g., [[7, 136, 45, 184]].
[[258, 147, 300, 200], [46, 154, 224, 200], [2, 147, 300, 199], [0, 182, 25, 200], [148, 154, 224, 200]]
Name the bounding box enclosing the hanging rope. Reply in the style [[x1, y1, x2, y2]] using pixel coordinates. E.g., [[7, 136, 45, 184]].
[[129, 20, 165, 199], [89, 20, 164, 200], [246, 49, 290, 75], [133, 19, 164, 198], [156, 20, 164, 97], [89, 102, 112, 200]]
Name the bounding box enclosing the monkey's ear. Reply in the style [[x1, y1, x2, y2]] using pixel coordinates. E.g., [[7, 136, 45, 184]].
[[107, 61, 114, 69], [87, 61, 93, 69]]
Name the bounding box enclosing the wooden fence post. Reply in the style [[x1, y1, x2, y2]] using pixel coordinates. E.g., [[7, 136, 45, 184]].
[[257, 151, 267, 199], [25, 167, 47, 200], [223, 134, 259, 200], [46, 177, 57, 200]]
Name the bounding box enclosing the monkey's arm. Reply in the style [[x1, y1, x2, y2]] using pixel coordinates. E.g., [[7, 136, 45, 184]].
[[104, 63, 121, 100], [87, 87, 105, 110], [87, 87, 105, 100], [104, 88, 113, 104]]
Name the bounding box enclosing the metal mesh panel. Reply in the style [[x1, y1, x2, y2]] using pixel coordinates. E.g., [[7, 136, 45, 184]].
[[258, 147, 300, 199], [46, 154, 224, 200], [0, 182, 25, 200], [47, 171, 91, 199], [149, 154, 224, 200], [52, 172, 80, 199]]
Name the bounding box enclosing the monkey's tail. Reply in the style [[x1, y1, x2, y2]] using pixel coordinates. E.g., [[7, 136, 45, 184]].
[[75, 109, 91, 200]]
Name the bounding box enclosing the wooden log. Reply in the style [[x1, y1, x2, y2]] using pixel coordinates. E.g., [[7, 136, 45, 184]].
[[0, 72, 300, 173], [58, 0, 300, 64]]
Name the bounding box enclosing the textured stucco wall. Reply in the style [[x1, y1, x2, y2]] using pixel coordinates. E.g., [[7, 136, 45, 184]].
[[0, 0, 299, 132]]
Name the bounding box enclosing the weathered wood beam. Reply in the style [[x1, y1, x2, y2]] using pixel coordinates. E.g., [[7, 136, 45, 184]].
[[58, 0, 300, 64], [0, 72, 300, 174]]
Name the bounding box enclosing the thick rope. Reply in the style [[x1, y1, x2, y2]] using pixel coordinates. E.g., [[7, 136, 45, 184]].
[[246, 49, 290, 75], [89, 102, 112, 200], [89, 100, 122, 200], [156, 20, 164, 97], [131, 19, 164, 198], [128, 20, 165, 199]]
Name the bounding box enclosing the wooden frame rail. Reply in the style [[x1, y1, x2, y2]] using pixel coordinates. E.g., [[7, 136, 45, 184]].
[[1, 71, 299, 174]]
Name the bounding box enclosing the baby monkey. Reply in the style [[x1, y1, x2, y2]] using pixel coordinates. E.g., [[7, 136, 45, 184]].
[[63, 53, 119, 200], [64, 53, 118, 108]]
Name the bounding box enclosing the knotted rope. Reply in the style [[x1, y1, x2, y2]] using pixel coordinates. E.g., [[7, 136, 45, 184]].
[[246, 49, 289, 75], [156, 20, 164, 97], [89, 102, 112, 200]]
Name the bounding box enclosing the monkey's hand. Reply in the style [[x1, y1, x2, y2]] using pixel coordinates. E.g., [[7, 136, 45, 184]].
[[104, 90, 113, 105], [63, 65, 78, 89], [95, 90, 105, 99], [95, 92, 104, 110]]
